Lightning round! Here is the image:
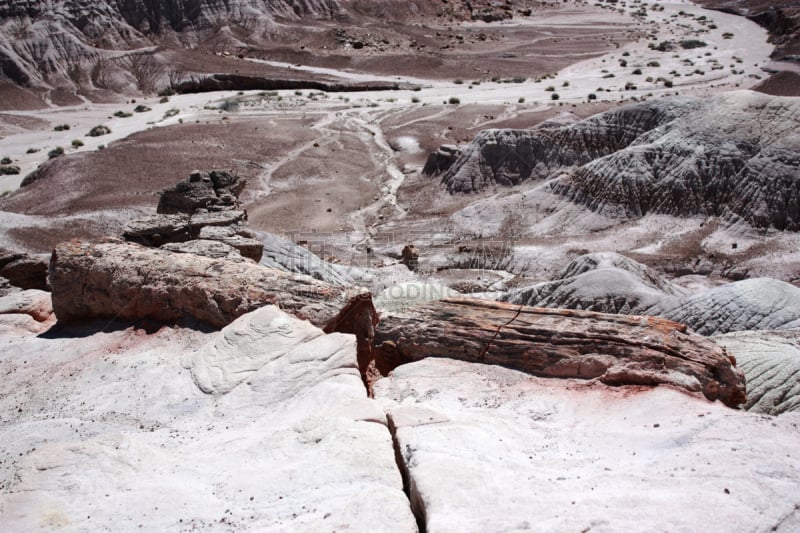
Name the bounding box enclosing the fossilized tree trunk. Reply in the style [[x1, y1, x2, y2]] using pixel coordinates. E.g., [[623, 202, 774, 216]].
[[372, 298, 746, 407]]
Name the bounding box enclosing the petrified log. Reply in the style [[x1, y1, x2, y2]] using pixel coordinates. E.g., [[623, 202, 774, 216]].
[[373, 298, 746, 407], [49, 239, 371, 331]]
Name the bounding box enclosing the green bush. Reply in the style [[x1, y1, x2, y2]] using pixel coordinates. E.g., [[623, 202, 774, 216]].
[[448, 96, 461, 105], [88, 125, 111, 137], [0, 157, 10, 165], [48, 147, 65, 159], [681, 40, 707, 49], [113, 111, 133, 118], [134, 105, 151, 113], [26, 148, 39, 154], [545, 85, 555, 91], [0, 166, 20, 175], [551, 93, 560, 100], [54, 124, 70, 132], [71, 139, 84, 148], [588, 93, 597, 101]]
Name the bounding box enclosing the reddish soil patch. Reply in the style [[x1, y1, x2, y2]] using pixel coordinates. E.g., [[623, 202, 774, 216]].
[[753, 71, 800, 96]]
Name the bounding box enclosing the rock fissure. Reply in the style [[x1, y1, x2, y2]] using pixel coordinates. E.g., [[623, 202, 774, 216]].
[[387, 412, 427, 533]]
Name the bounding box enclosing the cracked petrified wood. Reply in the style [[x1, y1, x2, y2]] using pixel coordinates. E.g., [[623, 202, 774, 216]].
[[49, 239, 371, 331], [373, 298, 746, 408]]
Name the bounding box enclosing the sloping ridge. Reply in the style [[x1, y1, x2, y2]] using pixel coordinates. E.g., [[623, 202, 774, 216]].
[[0, 0, 343, 89], [505, 252, 800, 336], [444, 92, 800, 230]]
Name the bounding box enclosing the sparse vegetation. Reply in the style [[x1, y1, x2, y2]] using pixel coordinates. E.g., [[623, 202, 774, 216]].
[[163, 109, 180, 119], [113, 111, 133, 118], [48, 147, 65, 159], [518, 97, 525, 103], [722, 32, 734, 39], [411, 96, 421, 103], [0, 157, 10, 165], [454, 79, 464, 84], [134, 105, 151, 113], [88, 125, 111, 137], [26, 148, 39, 154], [647, 61, 660, 67], [448, 96, 461, 105], [681, 40, 707, 49], [0, 166, 20, 175], [588, 93, 597, 101], [71, 139, 84, 148], [632, 68, 642, 75], [54, 124, 70, 132], [159, 96, 170, 103], [545, 85, 555, 92], [551, 93, 560, 100]]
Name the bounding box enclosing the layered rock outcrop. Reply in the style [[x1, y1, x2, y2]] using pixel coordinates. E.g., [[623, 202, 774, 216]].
[[123, 170, 263, 262], [505, 253, 800, 337], [443, 92, 800, 230], [502, 252, 686, 315], [715, 331, 800, 415], [372, 298, 746, 407]]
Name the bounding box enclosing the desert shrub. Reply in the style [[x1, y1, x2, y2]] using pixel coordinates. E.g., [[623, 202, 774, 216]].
[[545, 85, 555, 91], [98, 144, 106, 150], [619, 59, 628, 67], [647, 61, 660, 67], [411, 96, 421, 103], [71, 139, 84, 147], [587, 93, 597, 100], [54, 124, 70, 131], [448, 96, 461, 104], [88, 125, 111, 137], [562, 81, 569, 87], [681, 39, 707, 49], [26, 148, 39, 154], [632, 68, 642, 75], [113, 111, 133, 118], [518, 97, 525, 103], [0, 166, 20, 175], [622, 51, 630, 56], [159, 96, 170, 103], [48, 147, 65, 159], [134, 105, 151, 113], [663, 79, 673, 87], [163, 108, 179, 119], [512, 76, 526, 83], [602, 73, 615, 78], [722, 32, 734, 39], [625, 82, 637, 90], [454, 79, 464, 84], [551, 93, 560, 100], [0, 157, 10, 165]]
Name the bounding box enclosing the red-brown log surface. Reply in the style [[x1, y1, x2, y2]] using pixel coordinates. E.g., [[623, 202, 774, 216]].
[[49, 239, 366, 330], [373, 298, 746, 407]]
